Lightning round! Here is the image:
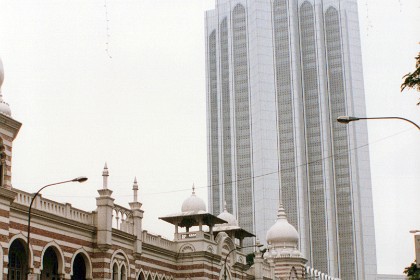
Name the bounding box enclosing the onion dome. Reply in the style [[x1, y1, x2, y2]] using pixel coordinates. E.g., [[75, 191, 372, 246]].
[[0, 58, 11, 117], [217, 202, 238, 226], [181, 184, 206, 213], [266, 205, 299, 246]]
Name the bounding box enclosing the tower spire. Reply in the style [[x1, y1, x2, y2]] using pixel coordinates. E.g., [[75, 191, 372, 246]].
[[132, 177, 138, 203], [277, 204, 287, 220], [102, 162, 109, 189]]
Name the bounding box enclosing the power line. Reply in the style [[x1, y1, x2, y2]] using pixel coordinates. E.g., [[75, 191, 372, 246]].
[[46, 126, 415, 199]]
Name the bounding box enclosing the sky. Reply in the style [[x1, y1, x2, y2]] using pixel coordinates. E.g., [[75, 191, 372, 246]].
[[0, 0, 419, 276]]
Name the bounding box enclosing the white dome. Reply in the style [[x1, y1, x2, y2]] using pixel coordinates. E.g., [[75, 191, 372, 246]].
[[0, 58, 11, 117], [266, 205, 299, 245], [217, 208, 238, 226], [181, 185, 206, 213]]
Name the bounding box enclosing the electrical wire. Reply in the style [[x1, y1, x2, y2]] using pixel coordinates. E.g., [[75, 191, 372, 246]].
[[46, 126, 416, 199]]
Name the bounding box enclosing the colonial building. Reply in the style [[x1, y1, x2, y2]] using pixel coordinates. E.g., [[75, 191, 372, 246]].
[[0, 57, 338, 280]]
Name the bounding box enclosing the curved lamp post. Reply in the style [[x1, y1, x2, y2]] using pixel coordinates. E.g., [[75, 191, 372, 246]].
[[26, 176, 88, 276], [223, 244, 263, 280], [337, 116, 420, 130]]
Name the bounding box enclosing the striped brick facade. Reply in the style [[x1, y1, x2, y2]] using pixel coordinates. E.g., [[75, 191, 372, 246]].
[[2, 180, 262, 280], [0, 177, 340, 280], [0, 114, 21, 190]]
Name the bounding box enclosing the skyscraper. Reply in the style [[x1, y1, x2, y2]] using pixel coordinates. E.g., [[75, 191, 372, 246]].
[[205, 0, 377, 279]]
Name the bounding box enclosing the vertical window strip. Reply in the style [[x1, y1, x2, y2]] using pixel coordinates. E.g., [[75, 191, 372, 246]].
[[232, 4, 253, 234], [220, 18, 233, 214], [325, 7, 355, 279], [300, 1, 328, 272], [209, 30, 221, 215], [273, 0, 298, 229]]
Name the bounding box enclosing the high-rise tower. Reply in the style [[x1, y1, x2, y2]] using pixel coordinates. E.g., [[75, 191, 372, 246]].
[[205, 1, 377, 279]]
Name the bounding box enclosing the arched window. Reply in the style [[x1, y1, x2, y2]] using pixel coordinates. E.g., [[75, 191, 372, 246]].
[[112, 263, 119, 280], [289, 266, 298, 279], [71, 253, 87, 280], [137, 272, 145, 280], [120, 265, 126, 280], [8, 240, 27, 280], [41, 247, 59, 280]]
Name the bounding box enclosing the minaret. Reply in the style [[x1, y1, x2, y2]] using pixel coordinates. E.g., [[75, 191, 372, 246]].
[[129, 177, 144, 257], [96, 163, 114, 250], [0, 57, 21, 190]]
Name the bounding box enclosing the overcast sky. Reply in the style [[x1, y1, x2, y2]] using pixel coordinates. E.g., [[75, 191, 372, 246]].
[[0, 0, 419, 276]]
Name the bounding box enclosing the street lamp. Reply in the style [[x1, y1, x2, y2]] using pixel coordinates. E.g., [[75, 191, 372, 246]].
[[337, 116, 420, 130], [223, 243, 263, 280], [26, 176, 88, 277]]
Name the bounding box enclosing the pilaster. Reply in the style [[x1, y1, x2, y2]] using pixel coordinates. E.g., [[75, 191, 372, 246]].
[[129, 201, 143, 257], [0, 187, 17, 279], [96, 188, 114, 251]]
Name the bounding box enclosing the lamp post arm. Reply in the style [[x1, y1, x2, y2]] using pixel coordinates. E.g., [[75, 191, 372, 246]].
[[223, 248, 237, 280], [357, 117, 420, 130], [26, 177, 87, 275], [337, 116, 420, 130]]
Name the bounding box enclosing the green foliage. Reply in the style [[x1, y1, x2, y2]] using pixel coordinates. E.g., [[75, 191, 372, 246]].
[[401, 51, 420, 105], [246, 252, 255, 266], [404, 261, 420, 280], [245, 249, 267, 267]]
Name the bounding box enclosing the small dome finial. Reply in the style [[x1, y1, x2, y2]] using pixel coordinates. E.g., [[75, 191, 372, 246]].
[[133, 177, 138, 190], [132, 177, 138, 202], [102, 162, 109, 189], [277, 204, 287, 220]]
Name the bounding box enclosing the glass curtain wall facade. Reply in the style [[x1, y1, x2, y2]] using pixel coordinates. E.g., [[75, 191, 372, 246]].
[[205, 0, 377, 279]]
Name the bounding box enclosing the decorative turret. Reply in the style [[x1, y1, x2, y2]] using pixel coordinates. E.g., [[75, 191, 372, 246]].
[[266, 204, 299, 249], [132, 177, 138, 202], [265, 204, 306, 279], [96, 163, 114, 250], [102, 162, 109, 189], [129, 177, 143, 257], [0, 57, 21, 189], [160, 183, 225, 242], [213, 201, 254, 247]]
